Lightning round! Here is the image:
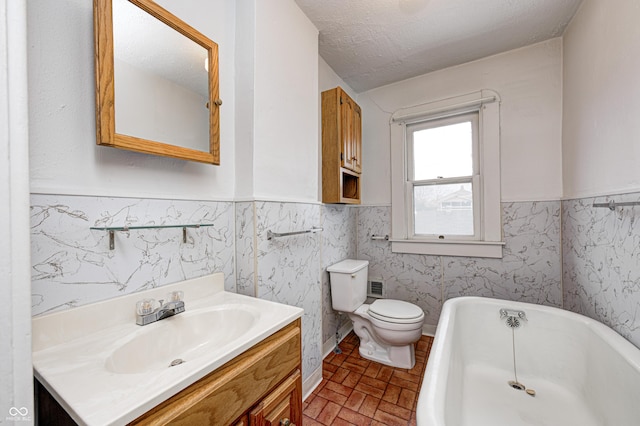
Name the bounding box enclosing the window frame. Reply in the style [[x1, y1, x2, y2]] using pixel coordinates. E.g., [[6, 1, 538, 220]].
[[406, 112, 480, 241], [390, 90, 504, 258]]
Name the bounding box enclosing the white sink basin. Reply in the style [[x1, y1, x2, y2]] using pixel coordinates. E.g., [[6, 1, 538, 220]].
[[32, 273, 304, 426], [105, 305, 259, 374]]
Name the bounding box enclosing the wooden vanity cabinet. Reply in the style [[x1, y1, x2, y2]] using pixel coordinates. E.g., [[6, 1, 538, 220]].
[[35, 319, 302, 426], [322, 86, 362, 204], [130, 318, 302, 426]]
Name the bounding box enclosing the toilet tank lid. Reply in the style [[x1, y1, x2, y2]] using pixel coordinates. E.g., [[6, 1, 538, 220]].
[[327, 259, 369, 274]]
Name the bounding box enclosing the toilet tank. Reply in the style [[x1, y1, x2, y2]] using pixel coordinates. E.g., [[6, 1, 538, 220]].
[[327, 259, 369, 312]]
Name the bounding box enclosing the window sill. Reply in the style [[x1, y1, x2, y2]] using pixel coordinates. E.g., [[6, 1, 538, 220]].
[[390, 239, 504, 258]]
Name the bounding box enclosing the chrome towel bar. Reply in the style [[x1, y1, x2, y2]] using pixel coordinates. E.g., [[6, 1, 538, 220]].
[[592, 200, 640, 211], [267, 226, 322, 240]]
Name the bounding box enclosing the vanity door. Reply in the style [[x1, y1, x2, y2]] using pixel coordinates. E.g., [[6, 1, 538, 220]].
[[249, 370, 302, 426]]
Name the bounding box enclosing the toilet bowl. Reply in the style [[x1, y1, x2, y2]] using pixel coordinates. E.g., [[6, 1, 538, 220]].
[[327, 259, 425, 369]]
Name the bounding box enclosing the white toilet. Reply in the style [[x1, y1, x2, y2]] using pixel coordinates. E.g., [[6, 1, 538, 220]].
[[327, 259, 425, 369]]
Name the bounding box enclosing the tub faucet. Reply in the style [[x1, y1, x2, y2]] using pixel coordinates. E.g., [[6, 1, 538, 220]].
[[135, 292, 185, 326]]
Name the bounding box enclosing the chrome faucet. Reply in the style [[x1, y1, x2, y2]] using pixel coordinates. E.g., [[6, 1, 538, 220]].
[[135, 291, 185, 326]]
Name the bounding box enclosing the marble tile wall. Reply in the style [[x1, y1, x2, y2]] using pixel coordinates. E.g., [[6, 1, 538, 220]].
[[320, 205, 357, 345], [357, 201, 563, 326], [443, 201, 563, 307], [236, 201, 324, 382], [32, 195, 334, 384], [31, 194, 235, 316], [235, 201, 255, 297], [563, 193, 640, 348], [27, 189, 640, 393], [358, 206, 442, 325], [33, 195, 351, 384], [254, 202, 323, 382], [34, 194, 594, 381]]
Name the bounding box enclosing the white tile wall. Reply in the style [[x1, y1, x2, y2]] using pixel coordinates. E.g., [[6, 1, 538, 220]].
[[443, 201, 563, 307], [357, 206, 442, 325], [321, 205, 357, 344], [563, 193, 640, 347], [235, 201, 256, 297], [34, 192, 639, 381], [31, 194, 235, 315], [253, 202, 323, 381], [356, 202, 563, 327]]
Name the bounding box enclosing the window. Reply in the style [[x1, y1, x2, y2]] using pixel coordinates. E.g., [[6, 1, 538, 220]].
[[390, 91, 503, 258], [408, 113, 479, 239]]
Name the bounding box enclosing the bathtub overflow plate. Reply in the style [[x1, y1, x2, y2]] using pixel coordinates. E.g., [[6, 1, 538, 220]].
[[169, 358, 185, 367]]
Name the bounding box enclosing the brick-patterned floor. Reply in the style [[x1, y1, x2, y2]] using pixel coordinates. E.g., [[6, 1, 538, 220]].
[[303, 332, 434, 425]]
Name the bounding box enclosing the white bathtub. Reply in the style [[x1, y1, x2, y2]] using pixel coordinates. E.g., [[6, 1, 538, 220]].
[[417, 297, 640, 426]]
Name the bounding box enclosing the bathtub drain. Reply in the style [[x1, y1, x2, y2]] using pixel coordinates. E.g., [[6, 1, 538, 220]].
[[508, 381, 526, 391]]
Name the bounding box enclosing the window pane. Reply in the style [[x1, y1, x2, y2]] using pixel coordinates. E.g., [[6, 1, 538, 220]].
[[412, 121, 473, 180], [414, 182, 474, 236]]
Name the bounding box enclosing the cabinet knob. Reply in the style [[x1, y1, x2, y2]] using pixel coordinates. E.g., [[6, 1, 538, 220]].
[[280, 419, 294, 426]]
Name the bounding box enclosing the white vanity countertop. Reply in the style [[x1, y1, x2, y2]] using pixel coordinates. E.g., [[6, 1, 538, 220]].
[[32, 273, 304, 426]]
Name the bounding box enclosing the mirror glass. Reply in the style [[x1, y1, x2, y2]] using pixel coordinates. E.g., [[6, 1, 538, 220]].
[[94, 0, 220, 164], [113, 0, 209, 152]]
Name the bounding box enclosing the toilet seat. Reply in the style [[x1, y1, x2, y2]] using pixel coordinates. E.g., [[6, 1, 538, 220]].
[[368, 299, 424, 324]]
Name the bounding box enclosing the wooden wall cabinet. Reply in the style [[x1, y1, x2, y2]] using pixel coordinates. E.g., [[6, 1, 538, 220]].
[[322, 86, 362, 204], [36, 320, 302, 426]]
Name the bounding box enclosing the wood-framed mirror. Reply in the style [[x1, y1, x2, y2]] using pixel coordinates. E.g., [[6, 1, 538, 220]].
[[94, 0, 220, 164]]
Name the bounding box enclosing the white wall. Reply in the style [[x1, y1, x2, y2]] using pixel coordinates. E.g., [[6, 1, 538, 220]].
[[1, 0, 33, 418], [27, 0, 237, 201], [252, 0, 319, 202], [319, 57, 357, 98], [234, 0, 255, 200], [358, 38, 564, 205], [562, 0, 640, 199]]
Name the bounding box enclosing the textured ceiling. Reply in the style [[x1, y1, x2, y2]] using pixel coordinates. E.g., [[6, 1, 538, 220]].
[[295, 0, 583, 92]]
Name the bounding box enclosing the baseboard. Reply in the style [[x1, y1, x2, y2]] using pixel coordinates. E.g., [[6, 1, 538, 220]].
[[422, 323, 437, 337], [302, 366, 323, 401], [322, 321, 354, 358]]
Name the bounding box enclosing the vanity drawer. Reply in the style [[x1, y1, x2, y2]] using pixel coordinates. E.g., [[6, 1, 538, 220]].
[[130, 318, 301, 426], [249, 370, 302, 426]]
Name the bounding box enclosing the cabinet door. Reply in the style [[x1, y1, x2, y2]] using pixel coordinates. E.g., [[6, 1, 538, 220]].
[[340, 94, 356, 172], [339, 92, 362, 174], [352, 104, 362, 173], [249, 370, 302, 426]]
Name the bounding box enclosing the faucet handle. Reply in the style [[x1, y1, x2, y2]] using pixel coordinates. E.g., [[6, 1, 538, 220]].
[[136, 298, 157, 315], [166, 291, 184, 302]]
